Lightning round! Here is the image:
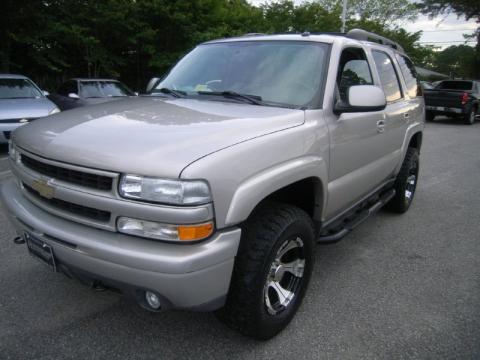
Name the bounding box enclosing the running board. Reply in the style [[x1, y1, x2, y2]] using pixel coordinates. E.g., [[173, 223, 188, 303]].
[[317, 189, 396, 243]]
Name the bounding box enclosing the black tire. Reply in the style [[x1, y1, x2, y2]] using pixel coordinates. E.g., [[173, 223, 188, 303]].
[[464, 109, 475, 125], [216, 203, 315, 340], [388, 147, 419, 213], [426, 111, 435, 122]]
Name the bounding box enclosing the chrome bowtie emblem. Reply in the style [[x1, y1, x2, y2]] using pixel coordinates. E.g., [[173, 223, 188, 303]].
[[31, 179, 55, 199], [19, 119, 29, 123]]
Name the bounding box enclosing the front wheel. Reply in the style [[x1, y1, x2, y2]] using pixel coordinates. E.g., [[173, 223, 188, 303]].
[[216, 203, 315, 340], [388, 147, 419, 213]]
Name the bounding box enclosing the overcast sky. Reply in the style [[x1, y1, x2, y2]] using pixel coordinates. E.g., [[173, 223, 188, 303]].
[[248, 0, 477, 49]]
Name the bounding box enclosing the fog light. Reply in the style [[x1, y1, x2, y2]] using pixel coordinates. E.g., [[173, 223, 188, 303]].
[[145, 291, 161, 310]]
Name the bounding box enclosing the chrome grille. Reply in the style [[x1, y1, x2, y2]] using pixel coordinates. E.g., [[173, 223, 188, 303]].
[[21, 154, 113, 191], [23, 183, 111, 222]]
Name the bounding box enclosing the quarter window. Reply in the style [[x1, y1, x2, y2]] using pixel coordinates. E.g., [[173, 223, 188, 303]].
[[372, 51, 402, 102]]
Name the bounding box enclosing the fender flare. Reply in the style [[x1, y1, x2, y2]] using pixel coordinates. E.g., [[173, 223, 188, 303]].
[[224, 156, 328, 226]]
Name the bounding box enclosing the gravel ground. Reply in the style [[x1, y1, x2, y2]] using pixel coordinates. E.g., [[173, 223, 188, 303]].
[[0, 118, 479, 359]]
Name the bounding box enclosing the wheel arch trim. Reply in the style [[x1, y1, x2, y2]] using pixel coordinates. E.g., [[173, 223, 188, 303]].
[[224, 156, 327, 226]]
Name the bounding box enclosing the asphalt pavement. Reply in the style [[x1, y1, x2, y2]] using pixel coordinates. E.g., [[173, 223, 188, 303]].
[[0, 118, 479, 359]]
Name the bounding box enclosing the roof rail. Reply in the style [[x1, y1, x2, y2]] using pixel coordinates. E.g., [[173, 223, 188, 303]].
[[346, 28, 405, 53], [242, 33, 266, 37]]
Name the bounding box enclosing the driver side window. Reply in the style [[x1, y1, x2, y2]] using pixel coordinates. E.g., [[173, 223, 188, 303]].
[[337, 48, 373, 103]]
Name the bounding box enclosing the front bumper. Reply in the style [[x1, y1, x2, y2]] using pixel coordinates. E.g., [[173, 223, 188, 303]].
[[0, 178, 241, 311]]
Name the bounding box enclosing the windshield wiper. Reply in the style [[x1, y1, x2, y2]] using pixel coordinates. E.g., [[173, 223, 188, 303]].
[[198, 90, 263, 105], [155, 87, 186, 98]]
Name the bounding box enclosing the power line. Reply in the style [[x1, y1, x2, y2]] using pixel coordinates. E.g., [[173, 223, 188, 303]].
[[420, 29, 477, 32], [418, 40, 476, 44]]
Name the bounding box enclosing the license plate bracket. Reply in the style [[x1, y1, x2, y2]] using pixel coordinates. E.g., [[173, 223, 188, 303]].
[[25, 233, 57, 272]]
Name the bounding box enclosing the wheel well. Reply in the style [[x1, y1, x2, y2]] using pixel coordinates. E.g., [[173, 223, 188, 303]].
[[256, 177, 321, 219], [408, 132, 422, 151]]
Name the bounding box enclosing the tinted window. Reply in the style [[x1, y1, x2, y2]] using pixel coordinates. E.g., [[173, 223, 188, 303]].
[[396, 54, 420, 97], [0, 78, 43, 99], [58, 81, 78, 96], [155, 41, 329, 108], [372, 51, 402, 102], [337, 48, 373, 102], [437, 81, 473, 91]]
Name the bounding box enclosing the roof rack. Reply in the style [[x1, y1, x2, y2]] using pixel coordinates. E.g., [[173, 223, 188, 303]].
[[346, 28, 405, 53]]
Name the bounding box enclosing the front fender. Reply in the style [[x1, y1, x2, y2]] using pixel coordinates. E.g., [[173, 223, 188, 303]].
[[225, 156, 327, 226]]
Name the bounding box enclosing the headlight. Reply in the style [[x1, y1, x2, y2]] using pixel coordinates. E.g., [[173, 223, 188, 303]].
[[49, 107, 60, 115], [117, 217, 214, 242], [8, 141, 20, 162], [119, 174, 211, 205]]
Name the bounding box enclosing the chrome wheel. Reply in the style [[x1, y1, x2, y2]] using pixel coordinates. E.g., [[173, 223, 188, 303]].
[[405, 158, 418, 203], [264, 237, 305, 315], [405, 175, 416, 200]]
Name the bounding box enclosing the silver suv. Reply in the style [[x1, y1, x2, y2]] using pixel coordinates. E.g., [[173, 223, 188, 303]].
[[1, 29, 424, 339]]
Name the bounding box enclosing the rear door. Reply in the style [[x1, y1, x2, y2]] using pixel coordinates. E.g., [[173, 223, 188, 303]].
[[371, 50, 410, 162]]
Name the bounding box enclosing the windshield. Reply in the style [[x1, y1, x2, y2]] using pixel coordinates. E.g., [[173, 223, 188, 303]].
[[0, 78, 43, 99], [81, 81, 134, 98], [154, 41, 329, 108]]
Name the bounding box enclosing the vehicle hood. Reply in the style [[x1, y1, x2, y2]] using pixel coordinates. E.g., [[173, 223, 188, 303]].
[[0, 97, 57, 120], [13, 97, 304, 178]]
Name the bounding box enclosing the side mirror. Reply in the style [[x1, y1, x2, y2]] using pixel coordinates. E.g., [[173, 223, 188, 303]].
[[146, 77, 160, 93], [68, 93, 80, 99], [43, 90, 50, 96], [334, 85, 386, 114]]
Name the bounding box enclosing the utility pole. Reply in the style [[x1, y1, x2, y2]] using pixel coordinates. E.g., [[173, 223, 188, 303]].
[[341, 0, 348, 33]]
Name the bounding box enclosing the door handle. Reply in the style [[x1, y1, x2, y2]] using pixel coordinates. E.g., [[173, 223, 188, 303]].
[[376, 119, 385, 133], [404, 113, 410, 119]]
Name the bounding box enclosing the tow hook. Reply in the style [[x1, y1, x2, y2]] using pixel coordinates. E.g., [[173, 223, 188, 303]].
[[13, 236, 25, 245]]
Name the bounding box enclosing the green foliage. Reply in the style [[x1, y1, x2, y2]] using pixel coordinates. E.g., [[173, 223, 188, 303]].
[[418, 0, 479, 78], [0, 0, 457, 91], [431, 45, 476, 78]]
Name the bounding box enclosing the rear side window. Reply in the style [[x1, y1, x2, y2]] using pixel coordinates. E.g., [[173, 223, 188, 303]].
[[372, 51, 402, 102], [58, 81, 78, 96], [437, 81, 473, 91], [395, 54, 420, 98], [336, 47, 373, 102]]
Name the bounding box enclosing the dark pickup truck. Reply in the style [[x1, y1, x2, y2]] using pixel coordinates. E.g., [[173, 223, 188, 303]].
[[424, 80, 479, 125]]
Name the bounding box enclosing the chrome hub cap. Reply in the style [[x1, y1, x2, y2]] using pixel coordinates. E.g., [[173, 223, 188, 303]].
[[405, 174, 416, 200], [264, 237, 305, 315]]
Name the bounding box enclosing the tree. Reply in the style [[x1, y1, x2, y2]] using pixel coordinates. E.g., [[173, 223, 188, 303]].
[[431, 45, 476, 78], [419, 0, 479, 77]]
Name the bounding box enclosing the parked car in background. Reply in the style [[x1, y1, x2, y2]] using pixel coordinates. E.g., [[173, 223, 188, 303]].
[[48, 78, 137, 111], [424, 80, 479, 124], [0, 74, 60, 144]]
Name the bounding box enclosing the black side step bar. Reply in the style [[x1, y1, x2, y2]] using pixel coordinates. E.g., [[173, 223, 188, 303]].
[[317, 189, 396, 243]]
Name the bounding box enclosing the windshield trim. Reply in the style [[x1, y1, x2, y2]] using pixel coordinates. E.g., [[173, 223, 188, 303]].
[[155, 40, 332, 110]]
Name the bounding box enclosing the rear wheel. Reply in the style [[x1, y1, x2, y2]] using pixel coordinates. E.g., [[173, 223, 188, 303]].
[[388, 147, 419, 213], [464, 109, 475, 125], [426, 111, 435, 122], [217, 203, 315, 340]]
